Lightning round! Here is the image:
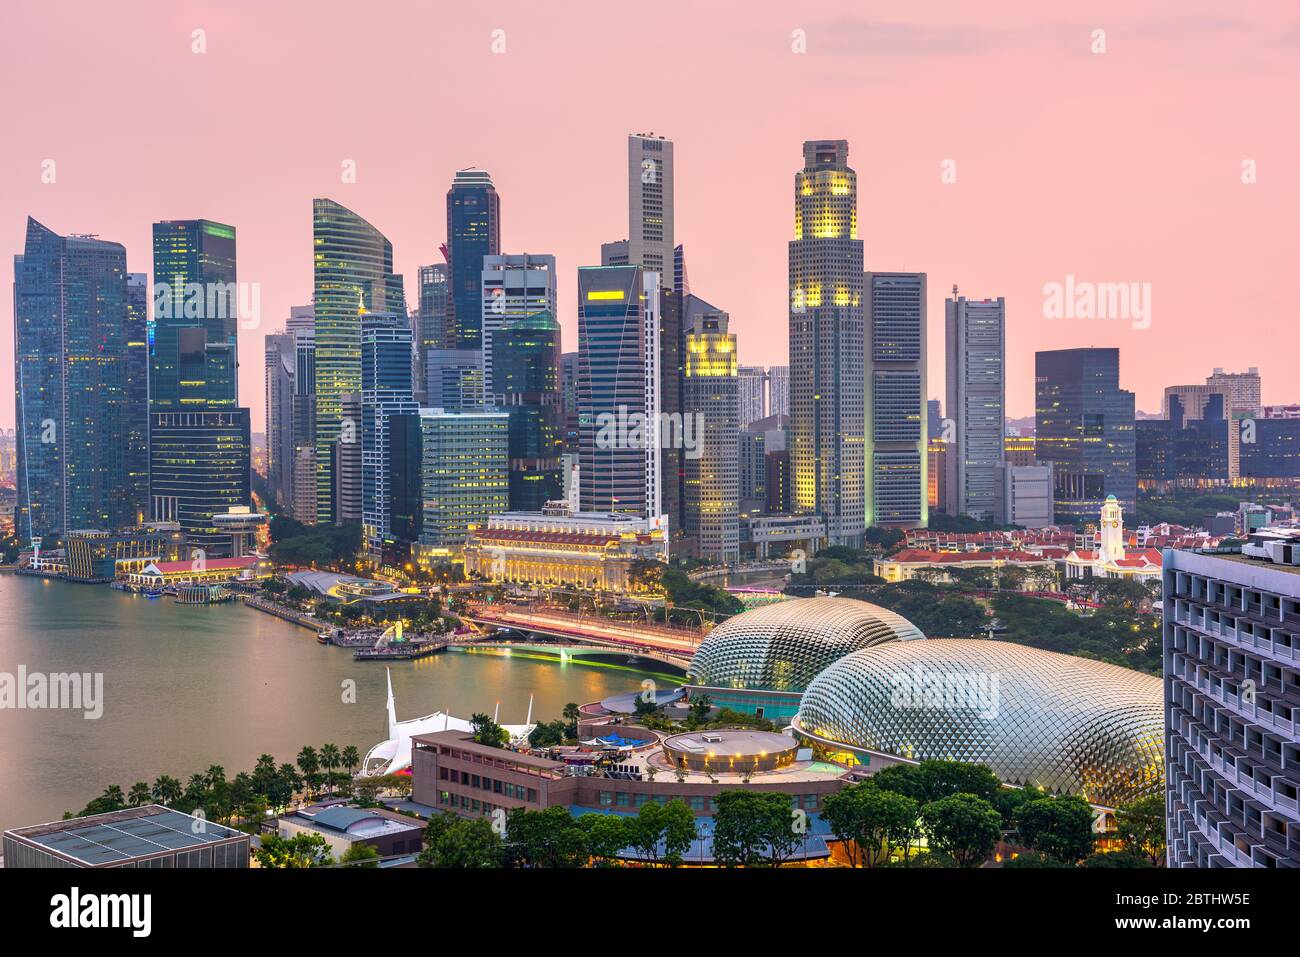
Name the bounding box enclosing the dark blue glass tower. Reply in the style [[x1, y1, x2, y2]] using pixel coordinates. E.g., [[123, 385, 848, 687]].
[[446, 170, 499, 351], [13, 217, 144, 543]]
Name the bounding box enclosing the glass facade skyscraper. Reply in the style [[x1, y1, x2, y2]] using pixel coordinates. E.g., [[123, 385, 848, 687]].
[[683, 304, 739, 562], [866, 271, 927, 528], [945, 293, 1004, 521], [490, 311, 563, 511], [446, 170, 500, 351], [13, 217, 144, 542], [1035, 347, 1136, 524], [789, 140, 864, 547], [312, 198, 406, 523], [417, 410, 509, 547], [361, 313, 419, 552], [149, 219, 251, 554]]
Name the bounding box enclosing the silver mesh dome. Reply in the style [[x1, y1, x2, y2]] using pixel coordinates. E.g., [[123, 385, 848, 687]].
[[687, 597, 925, 693], [793, 639, 1163, 808]]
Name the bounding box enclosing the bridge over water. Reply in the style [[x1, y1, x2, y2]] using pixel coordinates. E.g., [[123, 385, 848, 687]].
[[458, 602, 701, 669]]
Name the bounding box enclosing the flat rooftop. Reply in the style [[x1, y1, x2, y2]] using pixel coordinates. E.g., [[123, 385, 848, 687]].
[[664, 729, 796, 759], [5, 805, 243, 866]]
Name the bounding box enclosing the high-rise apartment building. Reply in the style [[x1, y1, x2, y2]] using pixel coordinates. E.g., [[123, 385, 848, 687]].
[[683, 305, 739, 562], [945, 292, 1005, 521], [13, 218, 144, 542], [789, 139, 864, 546], [311, 199, 405, 523], [866, 271, 928, 527], [627, 134, 674, 288], [1035, 347, 1136, 525], [1164, 531, 1300, 867], [446, 170, 500, 351]]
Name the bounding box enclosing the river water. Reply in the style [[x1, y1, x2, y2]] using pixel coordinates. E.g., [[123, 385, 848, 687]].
[[0, 574, 668, 832]]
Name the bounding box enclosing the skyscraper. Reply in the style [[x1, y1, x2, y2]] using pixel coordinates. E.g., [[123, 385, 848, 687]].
[[446, 170, 500, 351], [627, 133, 674, 288], [737, 365, 767, 429], [768, 365, 790, 418], [124, 272, 151, 521], [13, 218, 143, 542], [265, 331, 296, 508], [683, 305, 739, 562], [312, 198, 405, 524], [789, 140, 865, 547], [291, 314, 317, 524], [559, 350, 581, 454], [148, 219, 251, 554], [866, 271, 928, 528], [1207, 366, 1263, 481], [491, 311, 563, 511], [416, 261, 450, 397], [417, 409, 509, 547], [361, 314, 419, 552], [577, 265, 658, 520], [480, 253, 556, 401], [1035, 347, 1136, 524], [945, 291, 1005, 521]]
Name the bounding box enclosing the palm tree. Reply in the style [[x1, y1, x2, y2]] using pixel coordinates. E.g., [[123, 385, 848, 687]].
[[151, 775, 183, 807], [127, 782, 152, 807], [183, 774, 208, 807], [99, 785, 127, 811], [320, 743, 341, 794], [341, 746, 361, 777], [205, 765, 226, 789], [296, 746, 320, 799]]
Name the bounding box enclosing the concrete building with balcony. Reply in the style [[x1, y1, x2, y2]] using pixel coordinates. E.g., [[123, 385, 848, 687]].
[[1164, 529, 1300, 867]]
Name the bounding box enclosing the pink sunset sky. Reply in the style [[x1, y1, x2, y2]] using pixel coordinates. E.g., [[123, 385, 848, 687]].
[[2, 0, 1298, 429]]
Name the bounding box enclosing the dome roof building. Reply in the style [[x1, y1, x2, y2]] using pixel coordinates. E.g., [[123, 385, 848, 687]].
[[685, 597, 925, 720], [793, 639, 1163, 808]]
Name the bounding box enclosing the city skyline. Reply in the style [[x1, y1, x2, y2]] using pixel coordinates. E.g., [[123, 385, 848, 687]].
[[3, 1, 1297, 433]]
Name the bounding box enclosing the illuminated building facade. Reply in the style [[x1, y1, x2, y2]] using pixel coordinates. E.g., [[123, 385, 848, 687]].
[[576, 265, 661, 522], [480, 253, 556, 400], [789, 140, 864, 547], [417, 409, 509, 548], [311, 198, 406, 523], [462, 504, 668, 591], [683, 301, 739, 561], [794, 639, 1164, 809]]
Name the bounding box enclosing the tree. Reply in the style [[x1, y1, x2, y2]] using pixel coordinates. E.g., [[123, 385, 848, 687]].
[[711, 791, 801, 868], [1114, 794, 1166, 866], [871, 760, 1000, 805], [338, 843, 381, 868], [320, 743, 341, 781], [1083, 849, 1154, 868], [687, 694, 713, 723], [562, 702, 581, 739], [127, 781, 152, 808], [419, 816, 505, 868], [341, 745, 361, 778], [580, 814, 631, 867], [921, 793, 1003, 868], [823, 782, 920, 867], [470, 713, 509, 749], [1015, 795, 1096, 865], [151, 775, 183, 807], [504, 807, 588, 868], [625, 800, 696, 867], [255, 832, 332, 868], [296, 746, 320, 797]]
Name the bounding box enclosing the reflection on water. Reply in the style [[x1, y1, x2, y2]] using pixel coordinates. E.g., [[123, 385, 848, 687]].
[[0, 575, 665, 831]]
